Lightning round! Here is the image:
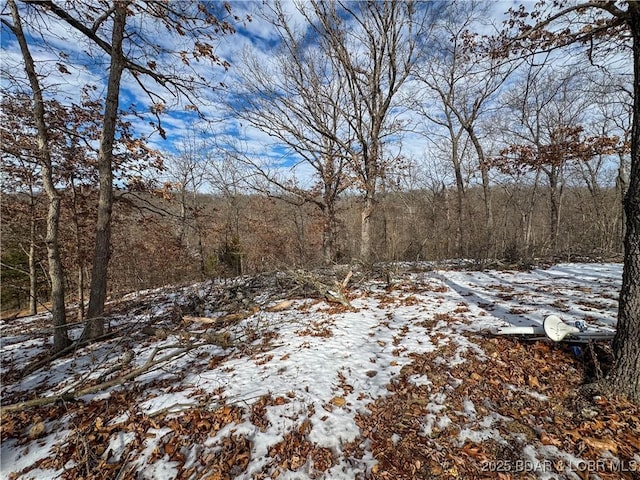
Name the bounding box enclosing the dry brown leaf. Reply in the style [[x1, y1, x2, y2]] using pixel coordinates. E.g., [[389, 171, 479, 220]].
[[565, 429, 582, 441], [330, 397, 346, 407], [583, 436, 618, 454], [27, 421, 45, 439], [165, 439, 177, 456], [183, 315, 217, 324], [527, 375, 541, 389], [540, 432, 562, 446]]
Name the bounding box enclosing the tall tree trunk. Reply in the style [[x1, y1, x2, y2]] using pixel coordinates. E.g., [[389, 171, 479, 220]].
[[44, 190, 70, 350], [467, 126, 494, 257], [608, 5, 640, 403], [197, 229, 206, 279], [84, 2, 128, 339], [360, 194, 375, 261], [9, 0, 70, 351], [360, 144, 379, 262], [28, 198, 38, 315], [442, 185, 452, 258], [71, 179, 85, 319], [523, 170, 541, 256], [549, 167, 562, 253], [322, 209, 332, 265], [28, 229, 38, 315], [321, 199, 339, 265], [449, 126, 465, 257], [617, 151, 629, 247], [179, 184, 187, 244]]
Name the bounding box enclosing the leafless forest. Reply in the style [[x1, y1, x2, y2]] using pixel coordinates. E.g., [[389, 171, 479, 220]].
[[2, 7, 640, 480], [1, 4, 631, 312], [0, 180, 626, 312]]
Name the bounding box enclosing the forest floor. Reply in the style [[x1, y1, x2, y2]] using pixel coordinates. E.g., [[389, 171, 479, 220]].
[[1, 262, 639, 480]]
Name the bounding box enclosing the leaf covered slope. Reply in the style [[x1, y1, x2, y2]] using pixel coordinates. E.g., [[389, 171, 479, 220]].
[[1, 263, 638, 480]]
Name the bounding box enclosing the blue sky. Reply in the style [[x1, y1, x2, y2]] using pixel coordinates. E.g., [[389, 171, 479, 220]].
[[1, 1, 631, 192]]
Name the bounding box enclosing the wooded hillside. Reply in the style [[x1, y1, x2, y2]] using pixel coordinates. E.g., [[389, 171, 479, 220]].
[[1, 183, 624, 312]]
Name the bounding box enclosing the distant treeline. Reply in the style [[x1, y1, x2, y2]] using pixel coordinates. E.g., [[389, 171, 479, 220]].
[[1, 183, 623, 312]]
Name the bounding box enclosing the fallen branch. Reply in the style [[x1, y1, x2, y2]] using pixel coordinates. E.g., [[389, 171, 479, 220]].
[[21, 325, 115, 377], [287, 269, 353, 308], [266, 300, 294, 312], [1, 345, 194, 414]]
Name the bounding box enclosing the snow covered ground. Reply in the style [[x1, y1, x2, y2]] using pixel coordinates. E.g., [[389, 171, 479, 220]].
[[1, 262, 638, 480]]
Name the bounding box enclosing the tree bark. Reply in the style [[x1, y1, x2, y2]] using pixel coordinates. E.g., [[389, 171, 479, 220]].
[[617, 151, 629, 245], [8, 0, 70, 351], [320, 180, 341, 265], [451, 132, 465, 258], [70, 179, 85, 319], [360, 194, 375, 261], [28, 198, 38, 315], [308, 1, 419, 263], [84, 2, 128, 339], [548, 166, 563, 253], [321, 207, 334, 265], [608, 4, 640, 403], [467, 126, 495, 257], [524, 170, 541, 256]]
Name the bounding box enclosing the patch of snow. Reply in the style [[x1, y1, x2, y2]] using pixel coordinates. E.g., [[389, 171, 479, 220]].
[[0, 429, 70, 479], [308, 408, 360, 449], [409, 374, 431, 387], [458, 427, 504, 444], [479, 412, 510, 429], [506, 383, 550, 402], [437, 414, 452, 429], [105, 431, 136, 463], [421, 414, 436, 436], [138, 390, 197, 416], [427, 402, 447, 414], [463, 398, 477, 419], [137, 455, 180, 480], [1, 262, 624, 479]]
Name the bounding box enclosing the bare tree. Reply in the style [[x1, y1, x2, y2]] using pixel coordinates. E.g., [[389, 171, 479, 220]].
[[496, 64, 597, 254], [569, 77, 631, 254], [166, 132, 211, 278], [0, 93, 44, 315], [586, 71, 633, 247], [230, 1, 354, 264], [14, 0, 241, 340], [305, 0, 434, 261], [413, 5, 474, 256], [501, 0, 639, 401], [3, 0, 71, 351], [415, 1, 520, 258]]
